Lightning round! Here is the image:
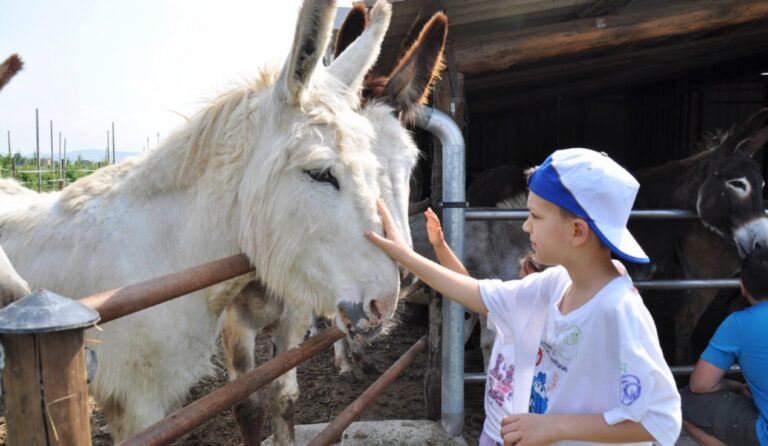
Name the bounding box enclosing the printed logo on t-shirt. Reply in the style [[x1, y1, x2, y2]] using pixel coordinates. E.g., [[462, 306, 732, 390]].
[[620, 374, 642, 405], [529, 371, 549, 414], [487, 353, 515, 407], [556, 325, 582, 360]]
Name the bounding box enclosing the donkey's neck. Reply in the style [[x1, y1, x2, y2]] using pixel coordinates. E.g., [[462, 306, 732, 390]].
[[634, 153, 709, 209]]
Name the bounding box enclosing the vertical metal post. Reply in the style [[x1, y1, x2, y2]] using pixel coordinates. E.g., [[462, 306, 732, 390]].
[[6, 130, 11, 179], [35, 108, 41, 192], [49, 120, 54, 175], [415, 106, 466, 436], [0, 290, 99, 445], [58, 131, 62, 180]]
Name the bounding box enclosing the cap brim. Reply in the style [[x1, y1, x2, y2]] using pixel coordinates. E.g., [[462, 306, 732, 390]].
[[587, 221, 650, 264]]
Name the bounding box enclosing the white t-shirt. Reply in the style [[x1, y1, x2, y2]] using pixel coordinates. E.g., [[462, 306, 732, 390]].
[[479, 265, 681, 446]]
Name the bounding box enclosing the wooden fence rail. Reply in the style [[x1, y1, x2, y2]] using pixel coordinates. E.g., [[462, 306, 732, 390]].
[[119, 326, 345, 446]]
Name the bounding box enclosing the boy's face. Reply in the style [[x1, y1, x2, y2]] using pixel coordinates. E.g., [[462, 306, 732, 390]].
[[522, 191, 576, 266]]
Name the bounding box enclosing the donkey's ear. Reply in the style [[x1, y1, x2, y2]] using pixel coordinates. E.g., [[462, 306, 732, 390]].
[[736, 126, 768, 158], [277, 0, 337, 106], [327, 0, 391, 94], [334, 3, 368, 59], [0, 54, 23, 92], [718, 108, 768, 155], [383, 12, 447, 117]]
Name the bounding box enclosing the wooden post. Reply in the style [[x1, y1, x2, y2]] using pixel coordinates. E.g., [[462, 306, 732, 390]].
[[0, 290, 99, 446]]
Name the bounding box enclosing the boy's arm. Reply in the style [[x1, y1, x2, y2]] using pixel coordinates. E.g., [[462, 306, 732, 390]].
[[366, 200, 488, 315], [501, 413, 654, 446], [425, 207, 470, 276]]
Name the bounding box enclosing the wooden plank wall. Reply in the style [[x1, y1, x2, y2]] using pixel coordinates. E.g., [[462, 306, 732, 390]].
[[463, 72, 767, 184]]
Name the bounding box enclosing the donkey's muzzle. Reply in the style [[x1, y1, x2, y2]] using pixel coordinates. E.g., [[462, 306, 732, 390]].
[[337, 301, 385, 340]]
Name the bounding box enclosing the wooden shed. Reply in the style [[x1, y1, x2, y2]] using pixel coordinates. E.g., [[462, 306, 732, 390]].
[[361, 1, 768, 389], [370, 0, 768, 184]]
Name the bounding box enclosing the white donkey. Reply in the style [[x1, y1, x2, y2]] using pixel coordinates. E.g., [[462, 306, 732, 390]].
[[220, 5, 448, 444], [0, 54, 31, 305], [0, 0, 415, 440]]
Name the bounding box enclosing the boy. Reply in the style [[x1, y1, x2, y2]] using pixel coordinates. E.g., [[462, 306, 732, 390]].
[[366, 148, 682, 445], [681, 247, 768, 446]]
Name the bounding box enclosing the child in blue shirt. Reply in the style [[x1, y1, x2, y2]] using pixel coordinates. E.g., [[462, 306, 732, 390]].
[[682, 246, 768, 446]]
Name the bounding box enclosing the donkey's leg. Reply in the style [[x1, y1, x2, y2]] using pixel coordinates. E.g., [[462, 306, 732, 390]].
[[268, 309, 310, 446], [348, 337, 378, 376], [221, 308, 264, 445], [333, 338, 358, 381], [99, 391, 167, 441], [676, 229, 740, 363], [464, 311, 477, 346], [222, 280, 283, 446], [479, 314, 494, 372]]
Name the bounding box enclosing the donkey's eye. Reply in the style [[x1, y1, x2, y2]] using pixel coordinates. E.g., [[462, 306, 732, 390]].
[[727, 178, 748, 192], [305, 168, 340, 190]]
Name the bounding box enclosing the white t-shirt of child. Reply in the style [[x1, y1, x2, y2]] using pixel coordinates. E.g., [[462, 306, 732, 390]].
[[479, 265, 681, 446]]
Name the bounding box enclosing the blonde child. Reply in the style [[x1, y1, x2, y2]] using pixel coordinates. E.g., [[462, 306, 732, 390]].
[[367, 148, 681, 445]]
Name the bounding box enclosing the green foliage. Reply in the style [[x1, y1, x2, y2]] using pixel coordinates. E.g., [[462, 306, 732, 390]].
[[0, 153, 105, 192]]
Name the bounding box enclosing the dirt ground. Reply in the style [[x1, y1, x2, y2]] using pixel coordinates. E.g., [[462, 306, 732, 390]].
[[0, 301, 486, 445]]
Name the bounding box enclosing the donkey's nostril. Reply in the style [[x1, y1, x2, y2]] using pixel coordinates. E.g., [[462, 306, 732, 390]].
[[755, 241, 762, 251], [370, 299, 383, 320]]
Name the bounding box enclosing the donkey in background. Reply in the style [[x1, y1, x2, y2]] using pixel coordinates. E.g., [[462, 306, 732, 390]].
[[445, 109, 768, 366], [0, 0, 417, 440], [630, 108, 768, 363], [220, 4, 449, 444]]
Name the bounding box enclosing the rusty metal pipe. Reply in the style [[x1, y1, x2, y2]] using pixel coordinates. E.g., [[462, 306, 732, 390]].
[[118, 326, 345, 446], [80, 254, 253, 323], [307, 336, 428, 446]]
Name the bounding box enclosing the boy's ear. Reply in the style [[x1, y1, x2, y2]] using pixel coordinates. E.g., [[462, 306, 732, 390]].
[[571, 218, 591, 246]]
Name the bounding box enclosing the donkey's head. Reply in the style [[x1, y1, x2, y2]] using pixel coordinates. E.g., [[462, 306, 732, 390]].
[[696, 108, 768, 257], [330, 3, 448, 262], [235, 0, 404, 339]]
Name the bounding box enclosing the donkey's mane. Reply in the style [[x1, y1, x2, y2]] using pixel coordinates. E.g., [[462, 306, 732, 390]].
[[496, 193, 527, 210], [58, 66, 358, 213]]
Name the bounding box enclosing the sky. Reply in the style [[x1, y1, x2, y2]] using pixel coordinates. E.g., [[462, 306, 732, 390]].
[[0, 1, 354, 158]]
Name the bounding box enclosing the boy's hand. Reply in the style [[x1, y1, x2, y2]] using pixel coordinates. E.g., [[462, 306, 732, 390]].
[[424, 207, 445, 247], [366, 198, 413, 262], [501, 414, 555, 446]]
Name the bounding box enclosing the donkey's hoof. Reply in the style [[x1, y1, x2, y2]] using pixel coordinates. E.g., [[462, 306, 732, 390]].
[[362, 362, 379, 375], [340, 369, 360, 383]]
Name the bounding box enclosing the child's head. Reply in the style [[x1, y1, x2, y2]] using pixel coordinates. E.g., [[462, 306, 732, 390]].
[[525, 148, 649, 265], [740, 246, 768, 300]]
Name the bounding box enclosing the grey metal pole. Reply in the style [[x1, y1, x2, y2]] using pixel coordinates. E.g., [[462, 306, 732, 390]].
[[112, 122, 115, 164], [35, 109, 40, 192], [415, 106, 466, 437], [49, 120, 53, 174], [58, 131, 62, 180]]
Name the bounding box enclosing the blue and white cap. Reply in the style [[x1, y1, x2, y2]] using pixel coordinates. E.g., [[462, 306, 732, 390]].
[[528, 148, 650, 264]]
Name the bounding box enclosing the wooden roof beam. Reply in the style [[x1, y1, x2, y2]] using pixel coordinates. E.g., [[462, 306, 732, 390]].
[[453, 0, 768, 74], [577, 0, 632, 18]]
